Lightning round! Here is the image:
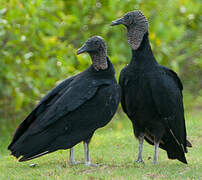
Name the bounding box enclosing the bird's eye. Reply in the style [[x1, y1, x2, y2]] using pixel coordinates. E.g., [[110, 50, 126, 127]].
[[125, 15, 130, 20], [95, 41, 99, 45]]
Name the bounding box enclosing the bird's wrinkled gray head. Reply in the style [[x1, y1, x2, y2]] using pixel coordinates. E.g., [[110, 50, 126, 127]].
[[111, 10, 148, 50], [77, 36, 107, 55], [77, 36, 108, 71]]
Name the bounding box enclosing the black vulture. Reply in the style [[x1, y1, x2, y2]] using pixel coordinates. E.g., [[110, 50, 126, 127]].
[[8, 36, 121, 166], [111, 10, 191, 164]]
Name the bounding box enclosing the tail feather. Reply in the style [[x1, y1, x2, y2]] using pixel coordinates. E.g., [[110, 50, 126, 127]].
[[9, 142, 52, 162], [164, 129, 187, 164], [186, 140, 192, 147], [145, 129, 188, 164], [9, 137, 61, 162], [8, 125, 60, 161], [19, 151, 50, 162], [8, 123, 92, 162]]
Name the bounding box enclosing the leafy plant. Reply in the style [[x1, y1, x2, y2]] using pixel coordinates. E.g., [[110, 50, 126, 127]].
[[0, 0, 201, 130]]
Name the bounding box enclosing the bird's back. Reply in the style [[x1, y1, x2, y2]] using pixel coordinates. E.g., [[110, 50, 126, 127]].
[[120, 63, 188, 151], [8, 60, 120, 161]]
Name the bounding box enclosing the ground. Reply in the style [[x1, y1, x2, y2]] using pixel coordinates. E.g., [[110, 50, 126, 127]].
[[0, 95, 201, 180]]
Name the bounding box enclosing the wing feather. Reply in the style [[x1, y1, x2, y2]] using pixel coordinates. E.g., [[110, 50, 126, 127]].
[[148, 73, 186, 149]]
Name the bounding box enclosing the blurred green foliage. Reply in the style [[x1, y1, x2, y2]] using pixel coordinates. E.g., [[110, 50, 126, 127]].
[[0, 0, 201, 130]]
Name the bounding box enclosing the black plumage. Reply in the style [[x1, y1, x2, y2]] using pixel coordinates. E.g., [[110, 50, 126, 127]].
[[111, 10, 191, 164], [8, 36, 120, 165]]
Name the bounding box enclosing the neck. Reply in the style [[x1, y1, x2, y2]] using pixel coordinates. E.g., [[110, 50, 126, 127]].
[[130, 32, 157, 69], [90, 51, 108, 71]]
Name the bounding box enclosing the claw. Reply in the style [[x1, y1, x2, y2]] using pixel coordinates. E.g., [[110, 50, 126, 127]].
[[70, 161, 81, 165], [152, 160, 157, 164], [85, 162, 99, 167], [136, 159, 144, 163]]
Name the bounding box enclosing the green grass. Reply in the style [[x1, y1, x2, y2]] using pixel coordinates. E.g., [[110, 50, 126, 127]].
[[0, 106, 202, 179]]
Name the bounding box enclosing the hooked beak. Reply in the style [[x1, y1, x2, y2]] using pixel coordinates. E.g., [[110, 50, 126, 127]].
[[77, 44, 88, 55], [110, 17, 124, 26]]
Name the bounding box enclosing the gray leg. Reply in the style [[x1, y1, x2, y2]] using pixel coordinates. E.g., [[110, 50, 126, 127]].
[[136, 134, 144, 163], [84, 141, 91, 166], [153, 139, 160, 164], [83, 141, 98, 166], [69, 147, 80, 165]]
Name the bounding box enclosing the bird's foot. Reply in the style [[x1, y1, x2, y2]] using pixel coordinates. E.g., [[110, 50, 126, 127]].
[[136, 159, 144, 163], [152, 160, 157, 164], [85, 161, 99, 167], [70, 161, 81, 165]]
